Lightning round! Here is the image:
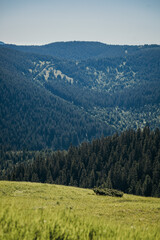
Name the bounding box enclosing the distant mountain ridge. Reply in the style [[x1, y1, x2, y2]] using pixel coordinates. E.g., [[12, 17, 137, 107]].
[[4, 41, 160, 60]]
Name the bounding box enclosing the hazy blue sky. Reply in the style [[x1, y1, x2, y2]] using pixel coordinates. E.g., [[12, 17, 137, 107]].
[[1, 0, 160, 45]]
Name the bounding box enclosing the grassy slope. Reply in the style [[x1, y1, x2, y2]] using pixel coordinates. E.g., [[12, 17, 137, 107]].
[[0, 181, 160, 240]]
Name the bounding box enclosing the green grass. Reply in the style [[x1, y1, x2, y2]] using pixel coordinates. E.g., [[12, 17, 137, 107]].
[[0, 181, 160, 239]]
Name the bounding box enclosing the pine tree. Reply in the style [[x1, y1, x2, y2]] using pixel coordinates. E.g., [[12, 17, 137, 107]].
[[142, 175, 152, 196]]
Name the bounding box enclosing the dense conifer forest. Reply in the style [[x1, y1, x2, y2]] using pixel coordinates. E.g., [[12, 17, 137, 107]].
[[0, 43, 160, 150], [0, 47, 113, 150], [1, 127, 160, 197]]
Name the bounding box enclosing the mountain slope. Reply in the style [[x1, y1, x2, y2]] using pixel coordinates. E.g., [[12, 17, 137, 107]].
[[17, 44, 160, 131], [0, 41, 160, 150], [0, 47, 112, 150]]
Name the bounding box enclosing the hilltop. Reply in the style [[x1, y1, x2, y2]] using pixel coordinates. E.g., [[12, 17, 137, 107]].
[[4, 41, 159, 60]]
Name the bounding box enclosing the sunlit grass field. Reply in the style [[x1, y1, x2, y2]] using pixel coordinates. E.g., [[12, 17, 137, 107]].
[[0, 181, 160, 239]]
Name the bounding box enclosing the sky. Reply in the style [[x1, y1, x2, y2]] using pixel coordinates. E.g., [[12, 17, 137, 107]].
[[0, 0, 160, 45]]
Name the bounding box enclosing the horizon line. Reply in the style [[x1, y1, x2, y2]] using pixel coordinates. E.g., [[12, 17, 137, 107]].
[[1, 40, 160, 47]]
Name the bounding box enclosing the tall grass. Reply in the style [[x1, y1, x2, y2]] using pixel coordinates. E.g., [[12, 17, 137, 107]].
[[0, 181, 160, 239]]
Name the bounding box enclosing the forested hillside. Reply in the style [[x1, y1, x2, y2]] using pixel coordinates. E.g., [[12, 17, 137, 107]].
[[0, 47, 112, 150], [0, 42, 160, 150], [1, 127, 160, 197]]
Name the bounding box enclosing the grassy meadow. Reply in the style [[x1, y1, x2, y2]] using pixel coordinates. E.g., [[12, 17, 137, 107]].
[[0, 181, 160, 239]]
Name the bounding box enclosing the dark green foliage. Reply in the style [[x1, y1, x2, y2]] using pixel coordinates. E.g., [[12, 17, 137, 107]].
[[1, 127, 160, 197], [0, 43, 160, 151], [0, 47, 113, 150], [93, 187, 123, 197]]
